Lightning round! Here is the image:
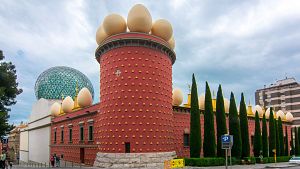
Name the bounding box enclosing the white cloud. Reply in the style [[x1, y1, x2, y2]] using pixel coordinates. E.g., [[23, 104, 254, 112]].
[[1, 0, 300, 123]]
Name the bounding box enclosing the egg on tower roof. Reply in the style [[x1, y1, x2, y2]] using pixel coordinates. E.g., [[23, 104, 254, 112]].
[[102, 14, 127, 36], [151, 19, 173, 41], [168, 36, 175, 50], [96, 25, 108, 45], [127, 4, 152, 33]]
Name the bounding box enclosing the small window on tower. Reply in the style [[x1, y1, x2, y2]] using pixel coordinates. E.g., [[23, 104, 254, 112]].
[[184, 134, 190, 147]]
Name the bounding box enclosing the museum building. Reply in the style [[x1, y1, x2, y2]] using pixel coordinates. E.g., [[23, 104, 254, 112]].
[[21, 4, 295, 168]]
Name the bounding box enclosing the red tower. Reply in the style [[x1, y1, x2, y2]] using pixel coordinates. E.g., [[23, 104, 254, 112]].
[[95, 32, 176, 153]]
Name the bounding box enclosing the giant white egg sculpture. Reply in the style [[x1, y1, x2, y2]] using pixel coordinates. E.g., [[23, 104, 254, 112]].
[[127, 4, 152, 33], [198, 94, 205, 110], [151, 19, 173, 41], [286, 112, 294, 122], [51, 102, 61, 117], [96, 25, 108, 45], [253, 105, 264, 117], [102, 14, 127, 36], [172, 88, 183, 106], [78, 87, 93, 107], [224, 98, 230, 113], [62, 96, 74, 113]]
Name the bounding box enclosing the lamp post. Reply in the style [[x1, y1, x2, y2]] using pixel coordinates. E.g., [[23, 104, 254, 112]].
[[272, 149, 276, 163]]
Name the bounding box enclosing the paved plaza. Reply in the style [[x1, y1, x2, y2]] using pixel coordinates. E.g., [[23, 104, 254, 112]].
[[9, 162, 299, 169]]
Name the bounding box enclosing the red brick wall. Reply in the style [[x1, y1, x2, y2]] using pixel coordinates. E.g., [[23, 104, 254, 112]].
[[173, 109, 293, 157], [50, 104, 99, 165]]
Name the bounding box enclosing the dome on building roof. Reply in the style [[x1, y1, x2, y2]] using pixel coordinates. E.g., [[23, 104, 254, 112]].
[[34, 66, 94, 100]]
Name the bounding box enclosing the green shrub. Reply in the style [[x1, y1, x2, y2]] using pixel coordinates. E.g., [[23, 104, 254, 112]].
[[185, 157, 225, 166], [244, 157, 256, 164], [260, 156, 291, 163]]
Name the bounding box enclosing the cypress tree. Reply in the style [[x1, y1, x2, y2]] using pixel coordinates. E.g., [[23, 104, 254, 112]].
[[203, 82, 216, 157], [262, 113, 268, 157], [295, 127, 299, 156], [269, 108, 276, 157], [285, 126, 289, 156], [216, 85, 227, 157], [229, 92, 242, 159], [253, 111, 262, 157], [190, 74, 201, 157], [275, 119, 280, 156], [278, 117, 284, 156], [239, 93, 250, 158]]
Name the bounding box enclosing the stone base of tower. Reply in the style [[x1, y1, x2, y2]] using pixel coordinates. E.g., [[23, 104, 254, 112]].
[[93, 151, 176, 168]]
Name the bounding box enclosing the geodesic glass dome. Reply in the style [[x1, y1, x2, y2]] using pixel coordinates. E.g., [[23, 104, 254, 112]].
[[34, 66, 94, 100]]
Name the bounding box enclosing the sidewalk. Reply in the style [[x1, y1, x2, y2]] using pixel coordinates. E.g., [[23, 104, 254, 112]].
[[13, 162, 298, 169]]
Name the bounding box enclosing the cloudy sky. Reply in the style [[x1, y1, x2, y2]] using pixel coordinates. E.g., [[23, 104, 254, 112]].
[[1, 0, 300, 124]]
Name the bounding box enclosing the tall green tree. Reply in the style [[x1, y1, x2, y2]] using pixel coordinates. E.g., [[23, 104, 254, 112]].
[[285, 126, 289, 156], [215, 85, 227, 157], [277, 117, 284, 156], [203, 82, 216, 157], [239, 93, 250, 158], [190, 74, 201, 157], [295, 127, 299, 156], [274, 118, 280, 156], [0, 50, 22, 139], [229, 92, 242, 158], [253, 111, 262, 157], [269, 108, 276, 157], [262, 113, 268, 157]]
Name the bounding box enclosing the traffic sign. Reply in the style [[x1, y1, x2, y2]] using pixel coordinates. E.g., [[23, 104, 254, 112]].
[[221, 135, 233, 149], [221, 135, 231, 143]]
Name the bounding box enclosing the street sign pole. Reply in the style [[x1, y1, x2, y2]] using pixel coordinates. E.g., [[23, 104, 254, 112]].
[[229, 148, 232, 168], [225, 149, 228, 169]]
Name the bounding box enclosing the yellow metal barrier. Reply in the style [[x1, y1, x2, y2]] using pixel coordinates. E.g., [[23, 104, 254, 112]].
[[164, 159, 185, 169]]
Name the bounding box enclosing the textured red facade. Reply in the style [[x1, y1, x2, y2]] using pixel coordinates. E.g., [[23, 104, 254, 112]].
[[50, 104, 99, 165], [96, 33, 175, 153]]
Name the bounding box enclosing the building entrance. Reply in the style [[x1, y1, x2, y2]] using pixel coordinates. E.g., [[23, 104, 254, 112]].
[[80, 148, 84, 163]]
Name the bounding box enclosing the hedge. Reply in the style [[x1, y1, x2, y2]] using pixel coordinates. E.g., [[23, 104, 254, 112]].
[[184, 158, 225, 166], [258, 156, 291, 163], [184, 156, 291, 166]]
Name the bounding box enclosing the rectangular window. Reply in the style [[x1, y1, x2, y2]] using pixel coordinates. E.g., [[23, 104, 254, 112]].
[[251, 135, 254, 145], [69, 128, 73, 143], [54, 129, 57, 143], [80, 126, 84, 141], [88, 125, 94, 141], [61, 129, 64, 143], [183, 134, 190, 147]]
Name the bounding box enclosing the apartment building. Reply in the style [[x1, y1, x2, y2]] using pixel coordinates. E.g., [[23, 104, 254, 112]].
[[255, 77, 300, 124]]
